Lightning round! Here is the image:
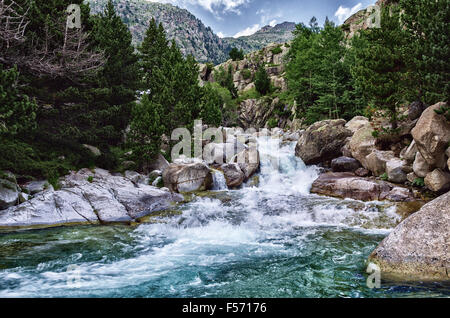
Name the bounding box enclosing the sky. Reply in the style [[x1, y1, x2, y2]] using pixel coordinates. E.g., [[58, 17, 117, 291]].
[[147, 0, 377, 38]]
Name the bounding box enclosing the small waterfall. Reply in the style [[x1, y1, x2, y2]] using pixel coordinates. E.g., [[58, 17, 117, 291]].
[[212, 170, 228, 191]]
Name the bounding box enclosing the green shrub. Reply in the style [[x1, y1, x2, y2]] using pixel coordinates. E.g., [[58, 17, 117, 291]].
[[380, 173, 389, 181], [271, 46, 283, 55], [267, 117, 278, 129], [87, 176, 94, 183], [229, 48, 244, 61], [241, 69, 252, 80], [413, 177, 425, 187]]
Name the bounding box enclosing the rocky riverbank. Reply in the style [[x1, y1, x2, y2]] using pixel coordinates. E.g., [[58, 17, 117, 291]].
[[294, 101, 449, 283]]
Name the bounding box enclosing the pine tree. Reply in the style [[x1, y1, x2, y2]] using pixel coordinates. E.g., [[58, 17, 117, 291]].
[[400, 0, 449, 104], [351, 5, 408, 129], [0, 66, 36, 138], [200, 83, 223, 127], [254, 65, 271, 96]]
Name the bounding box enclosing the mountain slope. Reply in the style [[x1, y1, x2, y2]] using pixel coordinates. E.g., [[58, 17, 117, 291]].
[[222, 22, 296, 54], [86, 0, 296, 64], [87, 0, 229, 64]]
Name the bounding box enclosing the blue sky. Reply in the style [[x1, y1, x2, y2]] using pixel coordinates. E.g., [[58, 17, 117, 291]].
[[147, 0, 376, 37]]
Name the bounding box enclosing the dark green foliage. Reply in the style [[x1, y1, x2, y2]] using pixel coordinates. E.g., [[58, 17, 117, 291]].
[[400, 0, 449, 105], [254, 66, 271, 95], [214, 65, 238, 99], [351, 5, 407, 129], [229, 47, 244, 61], [0, 66, 37, 137], [200, 84, 223, 127], [286, 20, 363, 125], [271, 46, 283, 55], [241, 69, 252, 80]]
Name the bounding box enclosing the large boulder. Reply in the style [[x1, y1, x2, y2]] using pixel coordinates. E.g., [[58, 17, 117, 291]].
[[0, 169, 183, 229], [345, 116, 369, 134], [411, 102, 450, 167], [221, 164, 245, 188], [331, 157, 361, 172], [365, 150, 395, 177], [163, 163, 213, 193], [295, 119, 352, 165], [368, 191, 450, 282], [424, 169, 450, 192], [310, 172, 413, 202], [349, 124, 377, 168], [145, 154, 169, 174]]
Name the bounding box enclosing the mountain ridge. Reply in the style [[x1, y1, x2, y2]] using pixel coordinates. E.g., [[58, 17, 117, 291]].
[[86, 0, 296, 64]]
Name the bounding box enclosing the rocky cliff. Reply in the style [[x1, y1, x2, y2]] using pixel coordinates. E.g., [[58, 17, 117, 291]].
[[86, 0, 296, 64]]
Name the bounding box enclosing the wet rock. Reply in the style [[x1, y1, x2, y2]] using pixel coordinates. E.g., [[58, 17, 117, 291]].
[[413, 151, 432, 178], [368, 191, 450, 282], [221, 163, 245, 188], [365, 150, 395, 177], [424, 169, 450, 192], [384, 187, 414, 202], [331, 156, 361, 172], [231, 146, 260, 180], [0, 168, 183, 229], [310, 172, 396, 202], [295, 119, 352, 165], [407, 172, 418, 183], [411, 102, 450, 166], [163, 163, 213, 193]]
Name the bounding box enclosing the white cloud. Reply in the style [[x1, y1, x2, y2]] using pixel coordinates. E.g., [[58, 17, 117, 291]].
[[334, 3, 363, 24], [217, 31, 225, 38], [269, 19, 277, 27], [233, 24, 260, 38]]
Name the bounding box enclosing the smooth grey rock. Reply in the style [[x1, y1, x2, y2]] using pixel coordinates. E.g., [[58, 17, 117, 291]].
[[295, 119, 352, 165], [221, 164, 245, 188], [0, 168, 184, 229], [22, 180, 51, 195], [0, 179, 19, 210], [349, 124, 377, 169], [331, 156, 361, 172], [368, 191, 450, 281], [365, 150, 395, 177], [386, 158, 408, 183], [163, 163, 213, 193]]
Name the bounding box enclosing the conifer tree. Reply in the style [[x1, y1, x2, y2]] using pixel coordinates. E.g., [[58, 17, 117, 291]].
[[400, 0, 449, 104], [351, 5, 407, 129], [254, 65, 271, 96]]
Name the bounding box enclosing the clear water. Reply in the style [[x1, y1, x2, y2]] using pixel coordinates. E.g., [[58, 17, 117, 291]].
[[0, 138, 448, 298]]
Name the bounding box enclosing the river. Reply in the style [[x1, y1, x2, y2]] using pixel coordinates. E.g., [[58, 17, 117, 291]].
[[0, 137, 448, 297]]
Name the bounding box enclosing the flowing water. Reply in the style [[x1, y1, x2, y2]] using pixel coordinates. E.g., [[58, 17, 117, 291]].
[[0, 137, 448, 298]]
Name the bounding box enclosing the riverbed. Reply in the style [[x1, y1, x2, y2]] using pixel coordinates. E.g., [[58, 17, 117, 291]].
[[0, 138, 448, 297]]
